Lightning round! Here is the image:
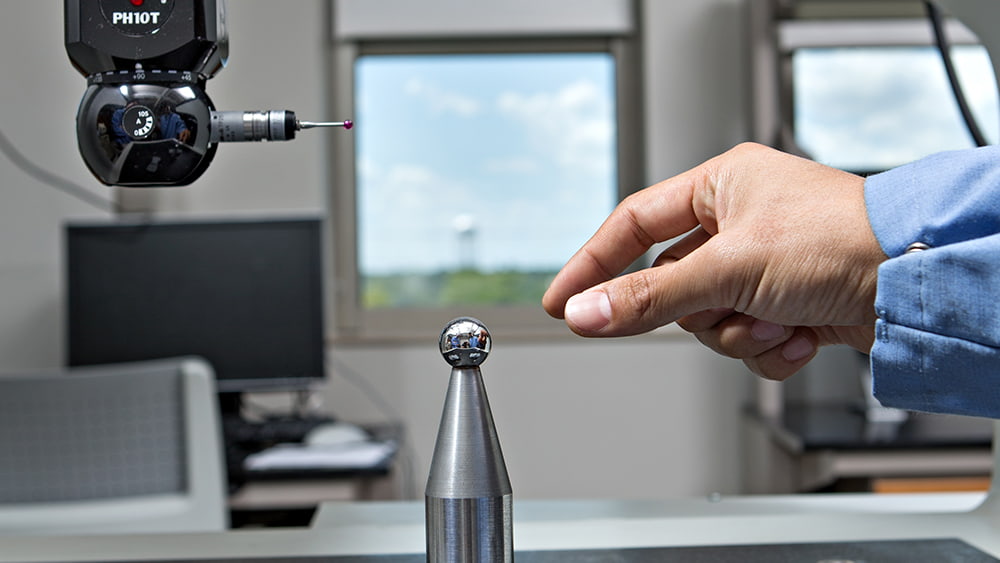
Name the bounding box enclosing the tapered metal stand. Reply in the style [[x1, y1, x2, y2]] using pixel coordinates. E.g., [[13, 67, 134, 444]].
[[426, 318, 513, 562]]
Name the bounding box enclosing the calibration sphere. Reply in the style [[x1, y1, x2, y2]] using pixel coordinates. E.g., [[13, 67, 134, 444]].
[[439, 317, 491, 367]]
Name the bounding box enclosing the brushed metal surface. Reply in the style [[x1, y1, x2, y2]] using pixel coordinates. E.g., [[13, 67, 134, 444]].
[[426, 318, 513, 562], [425, 367, 512, 499], [426, 496, 513, 562]]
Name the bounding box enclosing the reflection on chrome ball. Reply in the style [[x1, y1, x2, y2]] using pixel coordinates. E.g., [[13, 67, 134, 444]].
[[439, 317, 491, 367]]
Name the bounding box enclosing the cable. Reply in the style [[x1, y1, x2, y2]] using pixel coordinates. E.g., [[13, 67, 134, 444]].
[[925, 1, 990, 147], [326, 353, 419, 499], [0, 127, 119, 214]]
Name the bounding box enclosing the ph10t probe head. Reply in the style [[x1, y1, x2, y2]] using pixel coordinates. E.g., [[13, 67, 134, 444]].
[[66, 0, 352, 187]]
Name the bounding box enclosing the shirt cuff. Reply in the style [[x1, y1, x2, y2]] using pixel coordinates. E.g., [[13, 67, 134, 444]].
[[864, 145, 1000, 258], [872, 236, 1000, 417], [872, 320, 1000, 418]]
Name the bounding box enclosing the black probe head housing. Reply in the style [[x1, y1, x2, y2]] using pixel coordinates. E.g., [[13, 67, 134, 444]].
[[65, 0, 228, 79], [65, 0, 227, 186]]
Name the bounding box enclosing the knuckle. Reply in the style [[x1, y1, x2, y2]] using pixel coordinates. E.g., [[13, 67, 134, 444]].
[[618, 202, 658, 250], [727, 141, 767, 161], [608, 270, 674, 334], [580, 246, 617, 283], [614, 273, 658, 327]]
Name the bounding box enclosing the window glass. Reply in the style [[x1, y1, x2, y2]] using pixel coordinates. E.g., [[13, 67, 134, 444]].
[[793, 46, 998, 173], [355, 53, 617, 308]]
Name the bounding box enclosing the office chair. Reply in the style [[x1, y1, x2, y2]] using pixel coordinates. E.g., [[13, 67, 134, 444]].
[[0, 357, 228, 535]]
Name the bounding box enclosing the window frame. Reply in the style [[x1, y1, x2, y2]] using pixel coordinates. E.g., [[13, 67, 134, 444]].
[[327, 27, 643, 343], [748, 0, 985, 159]]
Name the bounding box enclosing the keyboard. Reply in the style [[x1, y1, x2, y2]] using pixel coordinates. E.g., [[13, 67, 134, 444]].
[[223, 415, 336, 447]]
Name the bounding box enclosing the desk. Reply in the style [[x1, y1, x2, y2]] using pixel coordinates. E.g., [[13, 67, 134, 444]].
[[744, 403, 995, 493], [228, 472, 397, 528], [0, 494, 999, 561], [227, 424, 402, 527]]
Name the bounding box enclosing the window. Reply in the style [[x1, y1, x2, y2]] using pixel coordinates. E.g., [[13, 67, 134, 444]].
[[793, 46, 998, 173], [749, 1, 999, 175], [355, 53, 617, 310], [328, 1, 641, 341]]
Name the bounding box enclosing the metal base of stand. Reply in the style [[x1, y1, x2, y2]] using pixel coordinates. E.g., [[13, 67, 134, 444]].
[[425, 495, 513, 562]]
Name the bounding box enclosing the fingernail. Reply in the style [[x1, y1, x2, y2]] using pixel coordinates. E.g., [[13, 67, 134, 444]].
[[782, 336, 815, 362], [751, 320, 785, 342], [564, 291, 612, 332]]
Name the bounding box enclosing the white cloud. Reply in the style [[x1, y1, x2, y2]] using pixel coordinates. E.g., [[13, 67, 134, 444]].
[[496, 79, 614, 176], [404, 77, 481, 117], [357, 156, 608, 274], [484, 156, 540, 174], [358, 160, 482, 273], [794, 47, 998, 170], [355, 59, 618, 274]]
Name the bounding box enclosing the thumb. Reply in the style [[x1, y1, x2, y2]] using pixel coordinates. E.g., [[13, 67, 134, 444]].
[[563, 240, 741, 337]]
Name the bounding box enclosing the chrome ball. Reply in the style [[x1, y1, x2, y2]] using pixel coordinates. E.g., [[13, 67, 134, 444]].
[[439, 317, 491, 367]]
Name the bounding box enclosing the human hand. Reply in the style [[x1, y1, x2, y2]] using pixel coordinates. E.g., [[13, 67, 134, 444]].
[[542, 143, 888, 380]]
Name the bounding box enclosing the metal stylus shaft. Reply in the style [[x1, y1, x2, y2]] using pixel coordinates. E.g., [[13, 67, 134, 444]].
[[210, 110, 352, 142], [297, 120, 353, 130]]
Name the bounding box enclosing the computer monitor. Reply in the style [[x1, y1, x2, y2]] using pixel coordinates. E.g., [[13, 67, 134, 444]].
[[65, 216, 326, 406]]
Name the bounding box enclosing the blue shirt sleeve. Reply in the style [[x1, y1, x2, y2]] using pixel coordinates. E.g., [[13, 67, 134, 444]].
[[865, 145, 1000, 418]]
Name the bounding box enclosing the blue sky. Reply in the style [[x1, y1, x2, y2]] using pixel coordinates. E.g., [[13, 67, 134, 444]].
[[354, 47, 1000, 276], [355, 53, 616, 275], [794, 45, 999, 171]]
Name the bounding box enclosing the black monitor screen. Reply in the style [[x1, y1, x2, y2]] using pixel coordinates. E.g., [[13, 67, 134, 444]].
[[66, 216, 326, 392]]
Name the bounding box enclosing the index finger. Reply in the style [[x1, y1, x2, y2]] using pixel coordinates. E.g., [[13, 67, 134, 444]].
[[542, 167, 711, 318]]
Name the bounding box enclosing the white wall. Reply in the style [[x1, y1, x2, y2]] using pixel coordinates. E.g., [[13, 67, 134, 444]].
[[0, 0, 756, 500], [0, 3, 108, 369], [0, 1, 330, 367], [327, 336, 748, 500]]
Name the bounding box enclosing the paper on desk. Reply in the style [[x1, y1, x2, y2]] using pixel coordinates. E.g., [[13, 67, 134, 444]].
[[244, 440, 397, 472]]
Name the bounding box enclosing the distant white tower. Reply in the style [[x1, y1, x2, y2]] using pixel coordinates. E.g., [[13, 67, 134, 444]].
[[452, 214, 478, 271]]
